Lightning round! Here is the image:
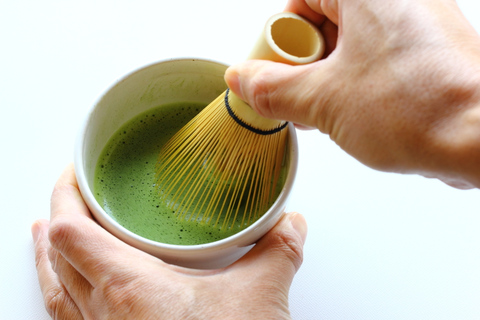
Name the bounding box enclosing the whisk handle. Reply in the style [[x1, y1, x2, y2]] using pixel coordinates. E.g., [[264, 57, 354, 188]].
[[248, 12, 325, 65]]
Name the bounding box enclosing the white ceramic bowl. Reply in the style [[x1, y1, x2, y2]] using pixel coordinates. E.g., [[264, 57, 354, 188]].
[[74, 58, 298, 269]]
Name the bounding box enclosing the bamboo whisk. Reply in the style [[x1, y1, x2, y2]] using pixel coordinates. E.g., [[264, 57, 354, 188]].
[[156, 12, 325, 230]]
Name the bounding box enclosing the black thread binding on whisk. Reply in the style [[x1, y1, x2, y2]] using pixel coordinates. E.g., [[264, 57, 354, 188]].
[[224, 88, 288, 135]]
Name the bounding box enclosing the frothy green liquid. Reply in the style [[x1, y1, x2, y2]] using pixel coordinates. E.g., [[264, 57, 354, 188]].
[[94, 102, 258, 245]]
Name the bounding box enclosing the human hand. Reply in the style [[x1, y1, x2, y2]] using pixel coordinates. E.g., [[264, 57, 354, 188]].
[[225, 0, 480, 189], [32, 164, 307, 319]]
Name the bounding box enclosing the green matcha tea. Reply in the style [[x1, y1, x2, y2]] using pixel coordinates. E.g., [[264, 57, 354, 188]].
[[94, 102, 286, 245]]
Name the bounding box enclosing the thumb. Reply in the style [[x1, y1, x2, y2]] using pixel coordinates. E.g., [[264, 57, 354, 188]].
[[225, 60, 322, 129], [232, 212, 308, 284]]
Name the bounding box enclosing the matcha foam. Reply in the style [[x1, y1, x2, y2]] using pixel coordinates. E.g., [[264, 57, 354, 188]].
[[94, 102, 253, 245]]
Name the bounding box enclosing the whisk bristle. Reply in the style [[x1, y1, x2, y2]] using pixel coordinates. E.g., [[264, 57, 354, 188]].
[[155, 89, 288, 230]]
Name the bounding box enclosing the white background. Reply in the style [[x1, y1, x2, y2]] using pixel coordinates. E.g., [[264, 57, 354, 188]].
[[1, 0, 479, 319]]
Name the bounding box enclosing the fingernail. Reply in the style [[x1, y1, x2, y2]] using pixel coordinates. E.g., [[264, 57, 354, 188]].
[[290, 213, 307, 245]]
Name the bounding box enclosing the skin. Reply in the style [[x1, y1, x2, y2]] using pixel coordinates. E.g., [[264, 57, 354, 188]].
[[34, 0, 480, 318], [226, 0, 480, 189], [32, 164, 307, 319]]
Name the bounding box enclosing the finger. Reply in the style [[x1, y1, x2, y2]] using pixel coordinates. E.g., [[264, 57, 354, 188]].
[[284, 0, 326, 25], [225, 60, 326, 128], [48, 164, 135, 286], [285, 0, 340, 25], [32, 220, 83, 319], [306, 0, 339, 25], [294, 122, 317, 130], [50, 163, 92, 221], [48, 241, 93, 313], [285, 0, 339, 58], [319, 18, 339, 57], [48, 198, 131, 287], [232, 212, 307, 286]]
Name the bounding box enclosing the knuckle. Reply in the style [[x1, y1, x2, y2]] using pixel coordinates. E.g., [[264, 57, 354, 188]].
[[271, 229, 304, 269], [48, 215, 79, 251], [99, 272, 144, 312], [248, 70, 276, 119], [43, 286, 67, 319]]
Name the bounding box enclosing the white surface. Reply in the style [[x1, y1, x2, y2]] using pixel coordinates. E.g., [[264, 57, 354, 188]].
[[1, 0, 479, 319]]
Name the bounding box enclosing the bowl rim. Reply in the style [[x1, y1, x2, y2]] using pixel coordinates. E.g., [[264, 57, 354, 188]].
[[74, 57, 298, 254]]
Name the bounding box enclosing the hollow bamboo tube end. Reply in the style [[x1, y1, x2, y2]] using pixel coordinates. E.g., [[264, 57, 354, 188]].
[[227, 12, 323, 131], [248, 12, 325, 65]]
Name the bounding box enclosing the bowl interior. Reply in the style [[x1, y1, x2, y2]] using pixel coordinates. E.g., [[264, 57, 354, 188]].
[[74, 58, 298, 268]]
